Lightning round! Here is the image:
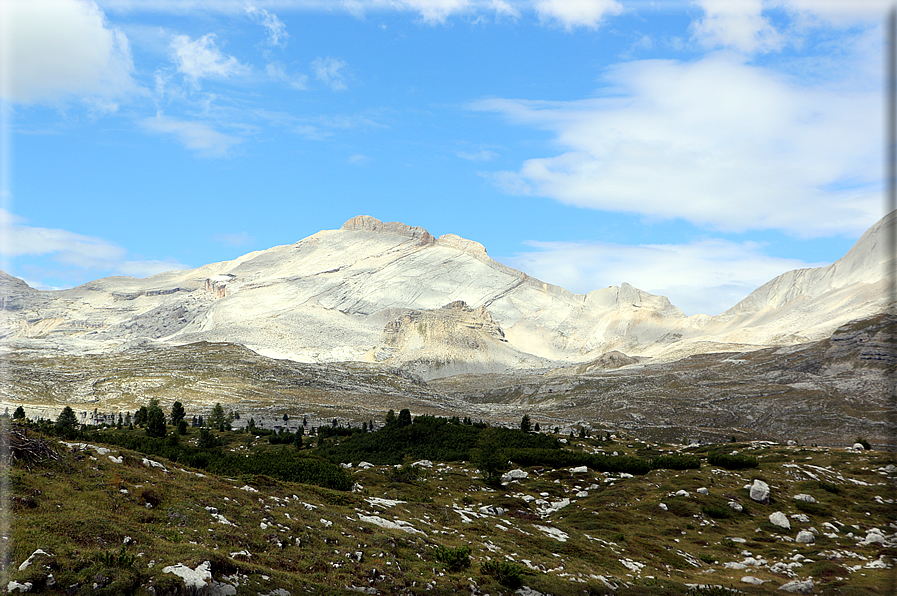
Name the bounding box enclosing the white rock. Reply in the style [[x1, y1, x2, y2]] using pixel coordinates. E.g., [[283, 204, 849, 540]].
[[749, 480, 770, 503], [141, 458, 166, 470], [358, 461, 374, 469], [162, 561, 212, 591], [659, 503, 668, 511], [412, 460, 433, 467], [357, 514, 425, 536], [852, 443, 865, 450], [674, 490, 690, 497], [795, 530, 815, 543], [18, 549, 51, 572], [534, 525, 569, 542], [793, 494, 816, 503], [860, 531, 885, 545], [728, 501, 743, 512], [723, 562, 747, 570], [478, 505, 506, 516], [769, 512, 791, 529], [696, 487, 709, 495], [778, 579, 814, 594], [742, 576, 765, 585], [571, 466, 588, 474], [502, 469, 529, 481], [240, 485, 258, 493], [6, 582, 32, 593]]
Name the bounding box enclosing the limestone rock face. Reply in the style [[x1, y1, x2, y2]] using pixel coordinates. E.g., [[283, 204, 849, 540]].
[[1, 212, 892, 376]]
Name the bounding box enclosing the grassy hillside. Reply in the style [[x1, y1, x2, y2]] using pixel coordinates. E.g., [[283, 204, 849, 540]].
[[4, 421, 896, 595]]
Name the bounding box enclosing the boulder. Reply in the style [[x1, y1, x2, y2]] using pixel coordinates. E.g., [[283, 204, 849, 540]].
[[697, 488, 709, 495], [570, 466, 588, 474], [728, 501, 744, 512], [793, 494, 816, 503], [769, 511, 791, 529], [852, 442, 865, 450], [162, 561, 212, 591], [501, 469, 529, 481], [742, 576, 765, 585], [795, 530, 815, 543], [778, 579, 814, 594], [749, 480, 770, 503]]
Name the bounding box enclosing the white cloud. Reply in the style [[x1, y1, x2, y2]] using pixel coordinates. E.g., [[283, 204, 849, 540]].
[[0, 208, 189, 284], [691, 0, 783, 54], [534, 0, 622, 30], [170, 33, 249, 85], [311, 56, 349, 91], [348, 153, 371, 164], [400, 0, 470, 24], [265, 62, 308, 89], [503, 237, 828, 316], [777, 0, 892, 26], [490, 0, 520, 19], [472, 51, 881, 237], [0, 0, 135, 104], [141, 114, 243, 157], [245, 5, 289, 47]]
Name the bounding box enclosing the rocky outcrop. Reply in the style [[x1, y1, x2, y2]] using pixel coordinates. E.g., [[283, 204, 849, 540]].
[[341, 215, 435, 246], [1, 212, 892, 372]]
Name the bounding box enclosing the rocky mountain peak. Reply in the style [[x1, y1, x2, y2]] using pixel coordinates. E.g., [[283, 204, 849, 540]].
[[340, 215, 436, 246]]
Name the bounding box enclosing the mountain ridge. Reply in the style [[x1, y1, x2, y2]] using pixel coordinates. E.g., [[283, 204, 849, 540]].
[[0, 212, 891, 378]]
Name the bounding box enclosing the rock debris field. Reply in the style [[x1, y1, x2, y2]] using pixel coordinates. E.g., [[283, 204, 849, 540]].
[[6, 429, 896, 595]]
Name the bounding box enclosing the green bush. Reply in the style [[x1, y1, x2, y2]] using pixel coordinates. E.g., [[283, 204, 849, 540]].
[[794, 500, 826, 516], [480, 560, 525, 589], [700, 503, 733, 519], [818, 480, 841, 494], [434, 545, 471, 571], [707, 451, 758, 470]]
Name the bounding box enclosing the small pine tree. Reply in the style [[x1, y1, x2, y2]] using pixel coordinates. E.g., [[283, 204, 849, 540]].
[[397, 409, 412, 427], [520, 414, 532, 433], [209, 404, 226, 431], [534, 422, 540, 432], [385, 410, 396, 425], [124, 412, 131, 426], [146, 405, 166, 438], [12, 406, 25, 420], [303, 416, 308, 427], [170, 401, 186, 426], [56, 406, 78, 436]]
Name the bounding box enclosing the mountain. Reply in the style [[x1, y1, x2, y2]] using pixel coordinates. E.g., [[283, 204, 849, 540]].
[[1, 212, 891, 378]]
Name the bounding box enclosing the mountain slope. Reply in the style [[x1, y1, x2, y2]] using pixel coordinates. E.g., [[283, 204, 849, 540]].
[[1, 212, 891, 376]]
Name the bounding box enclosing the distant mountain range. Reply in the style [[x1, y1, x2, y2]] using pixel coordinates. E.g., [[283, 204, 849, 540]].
[[1, 211, 892, 379]]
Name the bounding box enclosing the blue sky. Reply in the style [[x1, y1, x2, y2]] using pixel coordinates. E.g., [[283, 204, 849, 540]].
[[0, 0, 888, 316]]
